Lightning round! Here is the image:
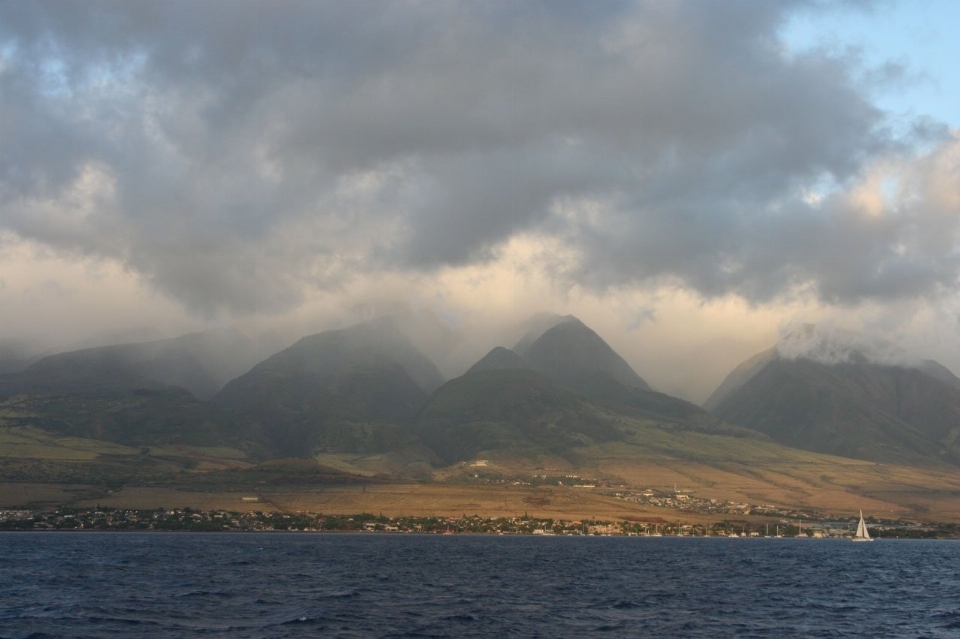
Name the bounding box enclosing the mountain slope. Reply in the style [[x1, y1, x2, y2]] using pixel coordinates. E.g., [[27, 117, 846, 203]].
[[414, 363, 749, 466], [17, 330, 268, 400], [574, 371, 736, 433], [920, 360, 960, 389], [512, 313, 570, 357], [13, 389, 266, 452], [520, 317, 651, 392], [709, 334, 960, 467], [0, 368, 270, 456], [702, 348, 777, 413], [414, 369, 622, 464], [465, 347, 530, 375], [473, 314, 708, 426], [0, 339, 44, 375], [215, 322, 443, 457]]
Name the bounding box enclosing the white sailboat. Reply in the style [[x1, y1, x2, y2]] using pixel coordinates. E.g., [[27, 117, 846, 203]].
[[852, 510, 873, 542]]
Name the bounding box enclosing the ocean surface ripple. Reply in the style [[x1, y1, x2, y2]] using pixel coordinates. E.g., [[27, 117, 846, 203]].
[[1, 533, 958, 638]]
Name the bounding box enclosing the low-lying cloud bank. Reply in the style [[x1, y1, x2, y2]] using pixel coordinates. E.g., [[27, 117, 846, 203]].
[[775, 323, 918, 367]]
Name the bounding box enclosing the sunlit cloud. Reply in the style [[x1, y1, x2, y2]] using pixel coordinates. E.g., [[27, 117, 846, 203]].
[[1, 0, 958, 399]]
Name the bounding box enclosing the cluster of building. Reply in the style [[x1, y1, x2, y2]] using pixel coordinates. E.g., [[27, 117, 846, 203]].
[[461, 470, 825, 522], [459, 467, 609, 489], [0, 508, 635, 534], [610, 486, 797, 518], [1, 508, 954, 537]]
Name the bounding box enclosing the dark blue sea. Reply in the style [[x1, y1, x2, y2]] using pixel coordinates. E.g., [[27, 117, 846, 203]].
[[1, 534, 958, 638]]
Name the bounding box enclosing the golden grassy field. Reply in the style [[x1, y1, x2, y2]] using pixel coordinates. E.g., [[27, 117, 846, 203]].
[[4, 454, 957, 524], [2, 423, 959, 523], [0, 427, 141, 461]]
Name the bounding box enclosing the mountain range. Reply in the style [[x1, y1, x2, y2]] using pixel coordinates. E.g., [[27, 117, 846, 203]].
[[2, 316, 958, 472]]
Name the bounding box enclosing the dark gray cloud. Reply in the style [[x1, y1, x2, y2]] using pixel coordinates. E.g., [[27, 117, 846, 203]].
[[1, 0, 957, 316]]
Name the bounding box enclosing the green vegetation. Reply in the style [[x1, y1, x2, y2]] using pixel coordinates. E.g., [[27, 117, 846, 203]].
[[713, 359, 960, 467], [414, 369, 621, 464], [0, 388, 271, 458], [214, 324, 438, 457], [0, 427, 141, 460], [520, 317, 651, 392]]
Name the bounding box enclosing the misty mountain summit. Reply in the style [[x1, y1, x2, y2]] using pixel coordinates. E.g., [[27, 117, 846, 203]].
[[0, 333, 271, 455], [4, 329, 272, 401], [214, 322, 445, 457], [706, 325, 960, 467], [412, 314, 726, 464], [511, 313, 572, 357], [465, 347, 531, 375], [704, 324, 959, 412], [519, 316, 651, 393], [7, 312, 956, 472]]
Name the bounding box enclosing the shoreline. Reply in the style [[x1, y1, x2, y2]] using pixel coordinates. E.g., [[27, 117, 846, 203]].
[[4, 507, 957, 539]]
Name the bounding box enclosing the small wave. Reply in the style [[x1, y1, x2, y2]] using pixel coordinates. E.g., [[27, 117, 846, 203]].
[[5, 534, 960, 639], [254, 597, 283, 605], [174, 589, 235, 599], [84, 615, 163, 627], [441, 613, 477, 622], [939, 614, 960, 630]]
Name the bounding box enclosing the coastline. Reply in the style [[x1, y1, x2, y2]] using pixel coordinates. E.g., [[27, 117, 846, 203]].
[[4, 507, 958, 539]]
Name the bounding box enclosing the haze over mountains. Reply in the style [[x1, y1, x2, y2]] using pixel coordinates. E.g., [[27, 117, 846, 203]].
[[214, 322, 444, 457], [0, 330, 278, 401], [1, 315, 957, 471], [707, 325, 960, 466]]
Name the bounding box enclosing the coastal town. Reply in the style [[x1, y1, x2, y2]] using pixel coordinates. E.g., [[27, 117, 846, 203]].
[[2, 507, 956, 538], [464, 469, 855, 521], [3, 471, 956, 537]]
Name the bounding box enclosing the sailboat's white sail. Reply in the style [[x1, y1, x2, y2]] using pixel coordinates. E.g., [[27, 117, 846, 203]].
[[852, 510, 873, 542]]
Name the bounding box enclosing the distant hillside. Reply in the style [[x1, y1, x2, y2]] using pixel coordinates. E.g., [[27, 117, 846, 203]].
[[215, 322, 444, 457], [0, 372, 270, 456], [465, 347, 530, 374], [15, 329, 268, 400], [413, 356, 745, 466], [512, 313, 571, 357], [575, 372, 725, 430], [703, 348, 777, 412], [0, 339, 43, 375], [708, 331, 960, 467], [0, 329, 279, 459], [412, 313, 745, 464], [521, 317, 651, 392], [414, 369, 622, 464], [920, 360, 960, 389]]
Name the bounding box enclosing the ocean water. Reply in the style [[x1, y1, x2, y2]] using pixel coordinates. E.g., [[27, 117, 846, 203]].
[[1, 533, 958, 638]]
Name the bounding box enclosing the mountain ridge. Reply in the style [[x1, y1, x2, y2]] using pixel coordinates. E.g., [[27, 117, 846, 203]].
[[707, 329, 960, 467], [4, 315, 956, 472], [214, 322, 444, 457], [521, 317, 652, 393]]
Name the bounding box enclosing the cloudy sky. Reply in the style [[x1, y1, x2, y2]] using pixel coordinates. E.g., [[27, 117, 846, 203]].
[[2, 0, 958, 402]]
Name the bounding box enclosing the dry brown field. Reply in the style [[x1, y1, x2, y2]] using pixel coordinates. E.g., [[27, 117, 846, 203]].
[[594, 458, 960, 521], [3, 426, 959, 523], [4, 453, 958, 524], [23, 483, 712, 523]]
